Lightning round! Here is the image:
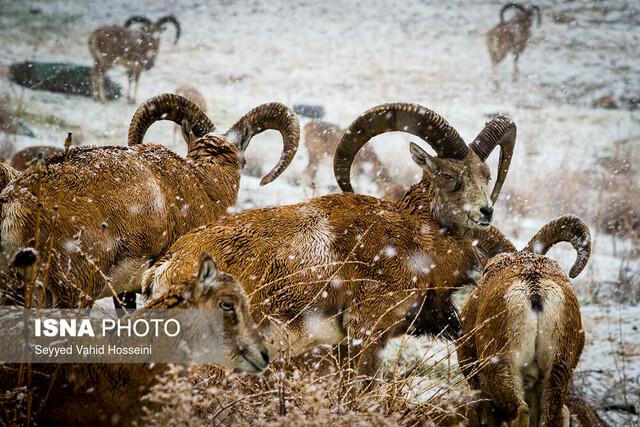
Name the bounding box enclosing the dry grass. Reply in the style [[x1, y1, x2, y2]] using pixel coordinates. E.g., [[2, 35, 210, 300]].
[[138, 345, 481, 427]]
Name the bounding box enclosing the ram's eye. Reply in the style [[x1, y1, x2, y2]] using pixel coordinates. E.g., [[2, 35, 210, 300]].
[[442, 174, 461, 192], [219, 301, 235, 311]]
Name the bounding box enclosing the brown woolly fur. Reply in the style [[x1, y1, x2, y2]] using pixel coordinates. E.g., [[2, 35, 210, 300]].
[[303, 120, 392, 195], [486, 3, 542, 86], [458, 215, 591, 426], [89, 15, 180, 103], [0, 254, 268, 427], [144, 103, 516, 381], [0, 161, 18, 191], [0, 94, 299, 308]]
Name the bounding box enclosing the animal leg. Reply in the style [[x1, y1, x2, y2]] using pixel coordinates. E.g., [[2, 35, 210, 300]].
[[127, 71, 136, 104], [540, 360, 572, 427], [90, 67, 99, 101], [305, 161, 318, 197], [513, 54, 520, 82], [561, 404, 570, 427], [513, 403, 530, 427], [491, 62, 500, 91], [132, 72, 140, 105], [96, 68, 107, 103], [479, 357, 526, 426]]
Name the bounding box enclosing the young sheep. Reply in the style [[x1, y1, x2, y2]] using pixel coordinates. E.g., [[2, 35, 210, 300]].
[[0, 252, 269, 427], [303, 120, 393, 196], [143, 103, 516, 380], [486, 3, 542, 86], [457, 215, 591, 427], [0, 94, 299, 308], [89, 15, 180, 103]]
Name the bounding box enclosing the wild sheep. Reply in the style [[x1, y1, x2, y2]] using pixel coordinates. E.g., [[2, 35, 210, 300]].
[[172, 84, 208, 145], [486, 3, 542, 86], [457, 215, 591, 427], [0, 252, 269, 427], [10, 145, 65, 171], [0, 93, 299, 308], [303, 120, 392, 196], [89, 15, 180, 103], [143, 102, 516, 381]]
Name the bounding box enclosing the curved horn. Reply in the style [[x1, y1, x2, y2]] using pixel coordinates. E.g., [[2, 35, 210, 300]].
[[333, 103, 468, 193], [500, 3, 527, 23], [530, 5, 542, 27], [469, 225, 517, 259], [225, 103, 300, 186], [128, 94, 214, 146], [469, 115, 516, 204], [156, 15, 181, 43], [525, 215, 591, 278], [124, 16, 152, 28]]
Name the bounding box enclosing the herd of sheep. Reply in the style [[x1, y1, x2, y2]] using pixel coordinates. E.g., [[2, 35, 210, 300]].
[[0, 2, 612, 427]]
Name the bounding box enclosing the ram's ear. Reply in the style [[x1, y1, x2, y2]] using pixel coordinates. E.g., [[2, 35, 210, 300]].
[[195, 254, 218, 300], [409, 141, 439, 175], [181, 119, 196, 145]]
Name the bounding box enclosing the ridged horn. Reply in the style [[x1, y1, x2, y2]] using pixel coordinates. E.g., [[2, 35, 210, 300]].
[[469, 225, 517, 259], [225, 103, 300, 186], [128, 94, 214, 146], [500, 3, 527, 23], [156, 15, 181, 43], [525, 215, 592, 278], [124, 16, 152, 28], [469, 115, 516, 204], [333, 103, 467, 193]]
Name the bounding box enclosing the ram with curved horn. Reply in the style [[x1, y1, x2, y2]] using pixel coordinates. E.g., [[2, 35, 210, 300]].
[[302, 120, 394, 197], [458, 215, 591, 426], [0, 94, 299, 309], [89, 15, 181, 103], [487, 3, 542, 87], [143, 103, 516, 384]]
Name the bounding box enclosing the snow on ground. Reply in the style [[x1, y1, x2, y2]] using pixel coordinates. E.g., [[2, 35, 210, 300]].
[[1, 0, 639, 423]]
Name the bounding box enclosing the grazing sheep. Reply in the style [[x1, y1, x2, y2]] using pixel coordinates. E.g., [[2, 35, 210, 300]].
[[486, 3, 542, 86], [458, 215, 591, 427], [89, 15, 180, 103], [0, 252, 269, 427], [303, 120, 392, 196], [143, 102, 517, 382], [172, 84, 208, 145], [0, 94, 299, 308]]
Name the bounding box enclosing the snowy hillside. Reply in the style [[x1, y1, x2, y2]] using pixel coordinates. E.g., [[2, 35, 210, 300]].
[[0, 0, 638, 424]]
